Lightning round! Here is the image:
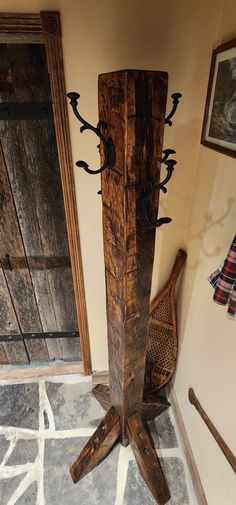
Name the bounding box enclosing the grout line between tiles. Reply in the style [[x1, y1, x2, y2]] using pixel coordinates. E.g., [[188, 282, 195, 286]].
[[0, 436, 17, 469], [115, 446, 130, 505], [37, 381, 46, 505], [0, 376, 200, 505]]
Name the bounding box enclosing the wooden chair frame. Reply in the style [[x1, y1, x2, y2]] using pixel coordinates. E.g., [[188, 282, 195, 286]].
[[0, 11, 92, 374]]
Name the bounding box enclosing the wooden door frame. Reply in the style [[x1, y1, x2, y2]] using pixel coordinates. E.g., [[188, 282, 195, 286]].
[[0, 11, 92, 374]]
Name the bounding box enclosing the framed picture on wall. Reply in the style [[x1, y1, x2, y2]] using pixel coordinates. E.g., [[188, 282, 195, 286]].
[[201, 38, 236, 158]]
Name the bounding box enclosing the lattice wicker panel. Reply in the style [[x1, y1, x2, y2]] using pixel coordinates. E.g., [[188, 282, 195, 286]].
[[151, 293, 173, 325], [145, 298, 177, 392]]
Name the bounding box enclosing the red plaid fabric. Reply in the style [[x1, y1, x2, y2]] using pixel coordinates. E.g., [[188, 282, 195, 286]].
[[208, 235, 236, 317]]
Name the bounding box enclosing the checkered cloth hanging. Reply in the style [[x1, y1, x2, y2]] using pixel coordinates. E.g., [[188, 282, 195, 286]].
[[208, 235, 236, 317]]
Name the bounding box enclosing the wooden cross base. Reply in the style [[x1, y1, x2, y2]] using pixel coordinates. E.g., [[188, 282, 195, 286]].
[[70, 385, 171, 505]]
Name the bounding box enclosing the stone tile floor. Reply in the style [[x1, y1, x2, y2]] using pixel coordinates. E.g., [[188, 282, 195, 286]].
[[0, 373, 199, 505]]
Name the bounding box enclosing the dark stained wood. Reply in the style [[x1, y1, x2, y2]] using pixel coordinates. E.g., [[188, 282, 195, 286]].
[[41, 11, 91, 373], [189, 388, 236, 474], [92, 384, 111, 411], [70, 407, 120, 483], [92, 383, 170, 421], [127, 412, 171, 504], [0, 14, 43, 43], [99, 70, 168, 444], [142, 394, 170, 421]]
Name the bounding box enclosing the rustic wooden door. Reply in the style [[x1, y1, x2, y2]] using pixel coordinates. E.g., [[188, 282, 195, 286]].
[[0, 43, 81, 364]]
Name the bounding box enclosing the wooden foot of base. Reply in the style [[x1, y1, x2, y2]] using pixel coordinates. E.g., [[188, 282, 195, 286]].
[[142, 392, 170, 421], [127, 412, 171, 505], [92, 384, 170, 421], [92, 383, 111, 411], [70, 407, 120, 483]]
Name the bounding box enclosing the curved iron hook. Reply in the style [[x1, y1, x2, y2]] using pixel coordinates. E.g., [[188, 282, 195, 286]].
[[165, 93, 182, 126], [161, 148, 176, 163], [67, 92, 115, 175], [137, 158, 176, 227], [159, 159, 176, 193]]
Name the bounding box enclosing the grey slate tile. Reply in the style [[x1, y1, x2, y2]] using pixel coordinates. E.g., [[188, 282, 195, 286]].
[[147, 409, 178, 448], [0, 474, 26, 505], [15, 481, 37, 505], [123, 457, 189, 505], [44, 437, 119, 505], [6, 439, 38, 466], [0, 384, 39, 430], [0, 435, 10, 464], [45, 381, 105, 429]]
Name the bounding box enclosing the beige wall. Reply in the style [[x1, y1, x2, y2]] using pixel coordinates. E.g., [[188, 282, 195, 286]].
[[1, 1, 236, 503], [174, 2, 236, 505]]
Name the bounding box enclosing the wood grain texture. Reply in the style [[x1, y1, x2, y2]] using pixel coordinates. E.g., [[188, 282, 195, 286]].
[[0, 269, 28, 364], [189, 388, 236, 474], [41, 11, 91, 373], [6, 43, 79, 362], [0, 116, 47, 362], [0, 11, 89, 371], [127, 412, 170, 504], [0, 361, 83, 380], [0, 343, 8, 364], [70, 407, 120, 483], [99, 70, 168, 443], [142, 394, 170, 421], [0, 42, 82, 363], [0, 13, 42, 43], [92, 383, 170, 421], [92, 384, 111, 411]]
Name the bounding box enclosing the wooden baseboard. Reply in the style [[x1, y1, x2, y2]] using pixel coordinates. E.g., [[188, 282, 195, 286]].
[[0, 361, 83, 380], [92, 370, 110, 385], [169, 386, 208, 505]]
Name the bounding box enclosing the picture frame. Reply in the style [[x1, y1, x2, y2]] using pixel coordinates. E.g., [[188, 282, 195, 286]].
[[201, 38, 236, 158]]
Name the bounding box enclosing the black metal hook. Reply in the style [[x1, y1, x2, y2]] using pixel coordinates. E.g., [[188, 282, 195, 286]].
[[165, 93, 182, 126], [161, 148, 176, 163], [67, 92, 115, 175], [137, 158, 176, 228]]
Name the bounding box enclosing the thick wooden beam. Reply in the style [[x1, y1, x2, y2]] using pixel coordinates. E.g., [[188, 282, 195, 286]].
[[127, 412, 170, 504], [99, 70, 168, 444]]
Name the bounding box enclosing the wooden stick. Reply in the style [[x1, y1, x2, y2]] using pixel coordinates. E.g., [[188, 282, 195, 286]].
[[189, 388, 236, 473]]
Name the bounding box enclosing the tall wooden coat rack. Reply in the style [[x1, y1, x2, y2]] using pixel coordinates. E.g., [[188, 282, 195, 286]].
[[67, 70, 181, 504]]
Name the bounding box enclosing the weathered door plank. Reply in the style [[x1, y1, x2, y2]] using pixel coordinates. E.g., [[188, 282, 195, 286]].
[[0, 269, 28, 364], [0, 43, 80, 362], [6, 43, 79, 361], [0, 130, 48, 362]]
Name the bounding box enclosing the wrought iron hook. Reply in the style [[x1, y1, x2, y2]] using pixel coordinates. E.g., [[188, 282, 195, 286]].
[[137, 158, 176, 228], [67, 92, 115, 175], [165, 93, 182, 126], [161, 148, 176, 163]]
